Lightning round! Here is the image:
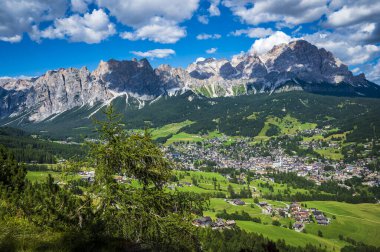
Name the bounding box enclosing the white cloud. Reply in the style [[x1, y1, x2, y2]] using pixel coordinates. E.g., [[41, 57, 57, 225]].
[[36, 9, 116, 44], [206, 47, 217, 54], [304, 32, 380, 65], [231, 27, 273, 38], [97, 0, 199, 43], [198, 15, 209, 24], [326, 1, 380, 28], [223, 0, 328, 26], [120, 17, 186, 44], [71, 0, 93, 13], [97, 0, 199, 27], [325, 1, 380, 43], [131, 49, 175, 59], [366, 60, 380, 84], [0, 0, 68, 42], [196, 33, 221, 40], [249, 31, 293, 55], [195, 57, 206, 63], [351, 67, 360, 74], [0, 35, 22, 43], [208, 0, 221, 16]]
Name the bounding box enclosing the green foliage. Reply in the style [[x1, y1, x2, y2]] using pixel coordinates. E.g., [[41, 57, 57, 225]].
[[0, 107, 208, 250], [216, 209, 261, 223], [89, 106, 171, 188], [266, 123, 281, 137], [318, 230, 323, 237], [0, 145, 26, 191], [11, 91, 380, 145], [198, 228, 327, 252], [0, 127, 86, 164]]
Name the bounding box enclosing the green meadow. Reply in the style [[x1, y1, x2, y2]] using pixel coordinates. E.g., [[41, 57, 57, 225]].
[[25, 170, 380, 251]]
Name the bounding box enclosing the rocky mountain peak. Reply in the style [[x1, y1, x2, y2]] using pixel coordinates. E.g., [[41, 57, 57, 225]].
[[1, 40, 379, 124]]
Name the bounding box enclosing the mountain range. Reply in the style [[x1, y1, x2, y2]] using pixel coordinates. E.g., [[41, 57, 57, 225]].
[[1, 39, 380, 124]]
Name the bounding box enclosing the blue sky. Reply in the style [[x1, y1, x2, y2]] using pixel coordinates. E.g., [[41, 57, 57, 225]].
[[1, 0, 380, 83]]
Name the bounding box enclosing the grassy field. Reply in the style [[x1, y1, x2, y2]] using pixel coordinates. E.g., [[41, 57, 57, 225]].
[[257, 114, 317, 137], [303, 201, 380, 247], [202, 197, 380, 250], [315, 148, 344, 160], [201, 198, 348, 251], [237, 221, 346, 251], [165, 132, 204, 145], [26, 171, 79, 183], [25, 169, 380, 251], [253, 114, 317, 143], [150, 120, 194, 139], [173, 171, 380, 251]]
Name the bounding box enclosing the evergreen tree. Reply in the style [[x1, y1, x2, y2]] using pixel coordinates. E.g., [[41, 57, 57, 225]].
[[0, 145, 26, 191]]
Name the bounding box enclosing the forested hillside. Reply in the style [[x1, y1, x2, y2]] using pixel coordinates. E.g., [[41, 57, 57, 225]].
[[0, 127, 85, 163], [10, 91, 380, 144]]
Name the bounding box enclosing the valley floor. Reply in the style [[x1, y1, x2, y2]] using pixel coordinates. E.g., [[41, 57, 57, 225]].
[[25, 170, 380, 252]]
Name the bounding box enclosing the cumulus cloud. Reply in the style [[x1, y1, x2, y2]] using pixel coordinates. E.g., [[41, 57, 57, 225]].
[[120, 17, 186, 44], [230, 27, 273, 38], [0, 0, 68, 41], [98, 0, 199, 43], [208, 0, 221, 16], [249, 31, 293, 55], [0, 35, 22, 43], [130, 49, 175, 59], [223, 0, 328, 26], [366, 60, 380, 84], [325, 0, 380, 44], [304, 32, 380, 65], [206, 47, 217, 54], [326, 1, 380, 27], [97, 0, 199, 27], [196, 33, 221, 40], [71, 0, 93, 13], [35, 9, 116, 44], [198, 15, 209, 24]]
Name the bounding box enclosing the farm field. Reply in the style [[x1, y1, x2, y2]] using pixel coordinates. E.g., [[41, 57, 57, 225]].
[[24, 169, 380, 251], [174, 171, 380, 251], [202, 197, 380, 251]]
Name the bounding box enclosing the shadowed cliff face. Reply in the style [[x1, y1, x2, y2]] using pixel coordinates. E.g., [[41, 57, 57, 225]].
[[93, 58, 160, 95], [1, 40, 379, 122]]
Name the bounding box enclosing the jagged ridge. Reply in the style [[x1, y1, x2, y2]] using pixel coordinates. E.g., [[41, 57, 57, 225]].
[[1, 40, 379, 123]]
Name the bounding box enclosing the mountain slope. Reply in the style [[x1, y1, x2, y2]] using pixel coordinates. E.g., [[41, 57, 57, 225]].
[[1, 40, 379, 125], [5, 91, 380, 147]]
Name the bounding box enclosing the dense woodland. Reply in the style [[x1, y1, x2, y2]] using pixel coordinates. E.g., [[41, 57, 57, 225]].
[[0, 127, 85, 163]]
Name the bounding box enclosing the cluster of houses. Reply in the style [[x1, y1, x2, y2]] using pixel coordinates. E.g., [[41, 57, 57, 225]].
[[192, 216, 236, 230], [257, 201, 330, 231], [79, 170, 95, 183], [289, 202, 330, 231], [258, 201, 289, 218], [311, 209, 329, 225], [164, 134, 380, 188], [226, 199, 246, 206], [193, 201, 330, 232]]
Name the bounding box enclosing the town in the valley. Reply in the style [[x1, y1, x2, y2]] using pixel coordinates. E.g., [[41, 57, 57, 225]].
[[163, 131, 380, 188]]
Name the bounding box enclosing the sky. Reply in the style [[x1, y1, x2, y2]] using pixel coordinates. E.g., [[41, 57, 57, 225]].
[[0, 0, 380, 84]]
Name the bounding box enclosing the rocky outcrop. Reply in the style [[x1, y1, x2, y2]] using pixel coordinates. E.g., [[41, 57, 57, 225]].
[[1, 40, 379, 123]]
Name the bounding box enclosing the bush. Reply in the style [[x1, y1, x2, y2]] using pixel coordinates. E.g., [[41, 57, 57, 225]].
[[272, 220, 281, 226]]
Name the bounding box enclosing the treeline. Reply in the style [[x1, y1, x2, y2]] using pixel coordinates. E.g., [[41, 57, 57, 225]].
[[263, 190, 377, 204], [270, 172, 315, 190], [216, 209, 261, 223], [198, 228, 328, 252], [269, 172, 377, 203], [0, 127, 86, 163]]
